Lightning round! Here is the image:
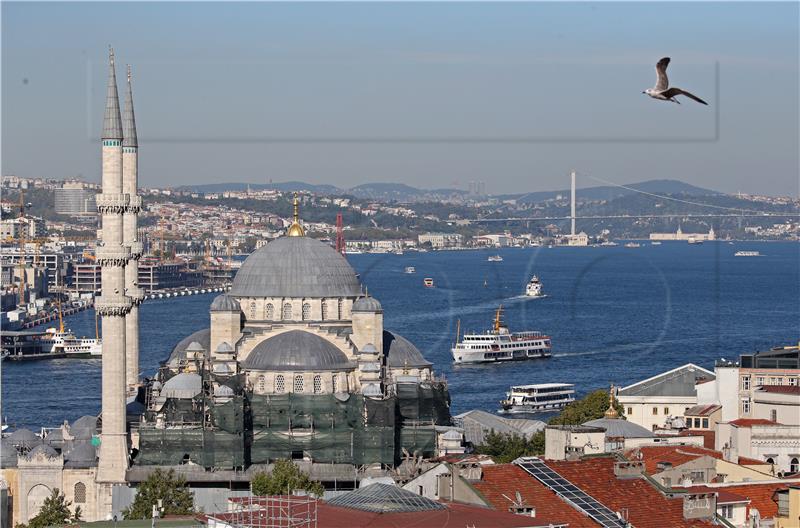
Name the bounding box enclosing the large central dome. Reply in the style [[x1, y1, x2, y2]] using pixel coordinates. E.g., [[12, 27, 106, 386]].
[[230, 237, 361, 298]]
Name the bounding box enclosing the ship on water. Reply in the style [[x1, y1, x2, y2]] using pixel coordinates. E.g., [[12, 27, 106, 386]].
[[1, 304, 101, 360], [525, 275, 546, 298], [451, 306, 551, 364], [499, 383, 576, 414], [735, 251, 761, 257]]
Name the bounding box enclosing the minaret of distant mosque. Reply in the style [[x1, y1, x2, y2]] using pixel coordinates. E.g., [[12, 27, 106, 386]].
[[95, 47, 132, 487], [122, 64, 144, 392]]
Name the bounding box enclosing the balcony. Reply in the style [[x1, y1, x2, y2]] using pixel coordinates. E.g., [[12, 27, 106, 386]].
[[95, 245, 131, 266], [96, 193, 130, 213]]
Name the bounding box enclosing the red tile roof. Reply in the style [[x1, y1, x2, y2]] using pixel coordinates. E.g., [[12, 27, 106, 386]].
[[711, 483, 791, 519], [685, 486, 750, 504], [684, 404, 721, 417], [728, 418, 780, 427], [472, 464, 599, 527], [626, 444, 766, 472], [545, 457, 716, 528], [758, 385, 800, 395], [678, 429, 716, 449]]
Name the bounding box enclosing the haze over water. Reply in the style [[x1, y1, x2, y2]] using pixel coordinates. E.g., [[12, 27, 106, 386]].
[[2, 242, 798, 429]]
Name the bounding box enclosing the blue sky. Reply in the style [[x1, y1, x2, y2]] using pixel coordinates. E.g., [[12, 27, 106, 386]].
[[2, 2, 798, 195]]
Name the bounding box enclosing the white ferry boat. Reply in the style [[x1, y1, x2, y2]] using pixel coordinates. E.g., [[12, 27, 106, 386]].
[[487, 255, 503, 262], [404, 266, 416, 274], [734, 251, 761, 257], [525, 275, 546, 298], [451, 306, 551, 364], [651, 241, 662, 246], [624, 242, 640, 248], [499, 383, 575, 414], [39, 326, 102, 358]]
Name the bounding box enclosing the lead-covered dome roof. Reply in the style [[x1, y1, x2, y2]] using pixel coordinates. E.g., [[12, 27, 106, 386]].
[[242, 330, 354, 371], [383, 331, 431, 368], [582, 418, 654, 438], [210, 294, 240, 312], [230, 237, 361, 298]]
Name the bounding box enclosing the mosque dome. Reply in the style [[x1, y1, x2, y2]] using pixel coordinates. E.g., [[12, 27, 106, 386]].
[[168, 328, 210, 365], [64, 442, 97, 468], [242, 330, 354, 371], [1, 439, 18, 467], [210, 294, 240, 312], [383, 331, 431, 368], [229, 237, 361, 299], [8, 428, 38, 448], [162, 373, 203, 399], [214, 384, 235, 397], [352, 296, 382, 313], [26, 444, 59, 461], [71, 415, 98, 431], [582, 418, 654, 439]]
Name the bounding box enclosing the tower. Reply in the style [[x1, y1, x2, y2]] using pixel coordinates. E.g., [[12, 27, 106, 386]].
[[95, 48, 132, 486], [335, 212, 345, 255], [570, 169, 576, 236], [123, 65, 144, 392]]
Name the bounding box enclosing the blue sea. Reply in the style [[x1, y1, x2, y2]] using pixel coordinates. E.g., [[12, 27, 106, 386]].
[[3, 241, 798, 429]]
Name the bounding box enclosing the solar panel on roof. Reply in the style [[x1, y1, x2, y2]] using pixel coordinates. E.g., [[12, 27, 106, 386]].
[[515, 458, 628, 527]]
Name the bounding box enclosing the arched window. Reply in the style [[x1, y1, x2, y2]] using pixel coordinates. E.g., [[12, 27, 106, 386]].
[[766, 457, 775, 465], [73, 482, 86, 504], [321, 301, 328, 321], [337, 299, 343, 319], [331, 374, 338, 393], [791, 458, 799, 474], [265, 303, 274, 320], [282, 303, 292, 320], [249, 301, 257, 319], [275, 375, 285, 393], [313, 375, 322, 394], [257, 375, 266, 393], [294, 375, 304, 393], [302, 303, 311, 321]]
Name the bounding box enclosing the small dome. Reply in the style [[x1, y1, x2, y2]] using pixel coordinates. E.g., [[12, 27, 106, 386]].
[[210, 294, 240, 312], [360, 343, 378, 354], [242, 330, 354, 372], [442, 430, 462, 440], [151, 381, 163, 390], [230, 237, 361, 298], [362, 383, 382, 397], [185, 341, 205, 352], [162, 373, 203, 399], [168, 328, 211, 364], [26, 444, 59, 461], [582, 418, 654, 439], [45, 428, 66, 447], [383, 331, 431, 368], [214, 384, 235, 397], [64, 442, 97, 468], [8, 428, 38, 447], [215, 342, 235, 354], [352, 296, 382, 313], [213, 363, 234, 374], [71, 415, 98, 431]]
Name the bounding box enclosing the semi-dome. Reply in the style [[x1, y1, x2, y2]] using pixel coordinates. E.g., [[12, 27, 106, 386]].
[[210, 294, 240, 312], [163, 373, 203, 399], [582, 418, 654, 439], [242, 330, 354, 371], [383, 331, 431, 368], [168, 328, 211, 365], [352, 296, 382, 313], [230, 237, 361, 298]]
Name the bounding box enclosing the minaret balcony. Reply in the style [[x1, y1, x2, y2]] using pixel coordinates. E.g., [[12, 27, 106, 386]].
[[96, 193, 130, 213], [95, 295, 133, 316], [128, 241, 144, 258], [126, 196, 143, 212], [126, 286, 146, 303], [358, 362, 382, 373], [96, 245, 131, 266]]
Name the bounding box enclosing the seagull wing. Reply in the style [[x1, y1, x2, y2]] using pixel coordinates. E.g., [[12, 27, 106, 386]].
[[662, 87, 708, 105], [655, 57, 670, 91]]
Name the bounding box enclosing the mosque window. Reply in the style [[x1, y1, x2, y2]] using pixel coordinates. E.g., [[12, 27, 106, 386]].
[[337, 299, 343, 319], [294, 375, 304, 393], [321, 301, 328, 321], [265, 303, 274, 320], [791, 457, 799, 473], [302, 303, 311, 321], [313, 375, 322, 394], [331, 375, 338, 393], [282, 303, 293, 320], [257, 375, 266, 393], [275, 375, 285, 393], [74, 482, 86, 504], [249, 301, 257, 319]]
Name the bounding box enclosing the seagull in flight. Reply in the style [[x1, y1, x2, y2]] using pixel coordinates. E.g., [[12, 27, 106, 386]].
[[643, 57, 708, 105]]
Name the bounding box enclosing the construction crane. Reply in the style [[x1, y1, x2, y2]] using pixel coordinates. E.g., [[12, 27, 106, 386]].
[[15, 190, 32, 308], [335, 212, 345, 256]]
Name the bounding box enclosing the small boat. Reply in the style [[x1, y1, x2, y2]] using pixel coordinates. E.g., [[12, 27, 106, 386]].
[[525, 275, 546, 298], [734, 251, 761, 257], [345, 249, 364, 255], [499, 383, 576, 414], [423, 277, 434, 288], [651, 241, 662, 246], [451, 306, 551, 364], [624, 242, 640, 248], [487, 255, 503, 262], [687, 237, 703, 245], [404, 266, 416, 274]]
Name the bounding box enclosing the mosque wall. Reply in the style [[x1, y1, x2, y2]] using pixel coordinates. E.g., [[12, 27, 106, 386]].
[[236, 297, 355, 324]]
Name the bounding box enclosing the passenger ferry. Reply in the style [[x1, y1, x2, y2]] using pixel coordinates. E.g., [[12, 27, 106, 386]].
[[734, 251, 761, 257], [499, 383, 575, 414], [451, 306, 551, 364], [39, 304, 101, 358], [487, 255, 503, 262], [404, 266, 416, 274], [525, 275, 546, 298], [423, 277, 434, 288], [624, 242, 640, 248]]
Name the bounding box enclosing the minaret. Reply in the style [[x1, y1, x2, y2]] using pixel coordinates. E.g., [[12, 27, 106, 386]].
[[123, 65, 144, 392], [95, 47, 131, 486]]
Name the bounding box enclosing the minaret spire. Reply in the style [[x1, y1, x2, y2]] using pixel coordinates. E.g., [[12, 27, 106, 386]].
[[604, 384, 620, 419], [122, 64, 138, 148], [103, 47, 123, 140]]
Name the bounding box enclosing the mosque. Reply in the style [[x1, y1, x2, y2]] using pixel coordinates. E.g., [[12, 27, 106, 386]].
[[0, 50, 453, 526]]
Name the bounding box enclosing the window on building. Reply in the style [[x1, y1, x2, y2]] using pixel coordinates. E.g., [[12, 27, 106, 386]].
[[257, 375, 266, 393], [313, 375, 322, 394], [742, 376, 751, 390], [719, 504, 733, 519], [250, 301, 257, 319], [664, 407, 670, 415], [770, 377, 781, 385], [756, 377, 765, 387], [742, 399, 751, 415], [275, 375, 285, 393], [789, 377, 798, 386], [331, 375, 338, 393], [73, 482, 86, 504], [689, 471, 705, 483], [652, 407, 658, 415], [265, 303, 274, 320], [627, 407, 633, 415], [294, 375, 304, 393], [771, 409, 778, 422], [790, 457, 799, 473], [321, 301, 328, 321], [702, 418, 709, 429], [282, 303, 292, 320], [337, 299, 343, 319], [302, 303, 311, 321], [765, 457, 775, 465]]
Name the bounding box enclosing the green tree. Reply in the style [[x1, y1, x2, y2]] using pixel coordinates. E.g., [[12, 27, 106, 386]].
[[122, 468, 194, 520], [22, 488, 73, 528], [474, 431, 544, 463], [549, 389, 625, 426], [251, 459, 324, 497]]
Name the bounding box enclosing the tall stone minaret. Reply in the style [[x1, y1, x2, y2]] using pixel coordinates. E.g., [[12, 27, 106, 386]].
[[123, 65, 143, 392], [95, 47, 131, 486]]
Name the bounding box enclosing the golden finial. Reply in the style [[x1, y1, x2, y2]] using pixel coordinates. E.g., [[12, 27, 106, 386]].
[[286, 192, 305, 237], [604, 383, 619, 419]]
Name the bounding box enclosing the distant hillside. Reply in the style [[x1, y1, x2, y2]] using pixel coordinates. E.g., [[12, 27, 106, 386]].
[[509, 179, 720, 203], [175, 181, 343, 194]]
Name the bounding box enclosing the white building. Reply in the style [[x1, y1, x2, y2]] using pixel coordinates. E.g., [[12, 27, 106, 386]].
[[649, 226, 715, 241], [417, 232, 462, 249]]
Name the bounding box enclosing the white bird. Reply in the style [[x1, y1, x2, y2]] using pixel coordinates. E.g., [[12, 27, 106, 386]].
[[643, 57, 708, 105]]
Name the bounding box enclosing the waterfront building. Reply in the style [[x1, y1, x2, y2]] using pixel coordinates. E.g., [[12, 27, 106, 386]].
[[137, 259, 203, 292], [73, 263, 102, 293], [417, 232, 463, 249], [563, 231, 589, 246], [54, 181, 97, 217], [649, 226, 716, 241]]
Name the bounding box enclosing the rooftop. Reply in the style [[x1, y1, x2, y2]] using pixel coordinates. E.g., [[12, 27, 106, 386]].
[[618, 363, 715, 398], [728, 418, 781, 428], [624, 445, 767, 473], [327, 483, 445, 513]]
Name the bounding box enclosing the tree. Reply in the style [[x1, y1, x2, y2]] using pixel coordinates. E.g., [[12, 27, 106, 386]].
[[251, 459, 324, 497], [549, 389, 626, 426], [122, 468, 194, 519], [474, 431, 543, 463], [22, 489, 73, 528]]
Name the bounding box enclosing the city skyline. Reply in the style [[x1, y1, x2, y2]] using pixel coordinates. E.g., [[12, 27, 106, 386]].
[[2, 2, 798, 196]]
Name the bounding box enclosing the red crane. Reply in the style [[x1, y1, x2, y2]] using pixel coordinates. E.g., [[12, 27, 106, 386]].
[[335, 213, 345, 256]]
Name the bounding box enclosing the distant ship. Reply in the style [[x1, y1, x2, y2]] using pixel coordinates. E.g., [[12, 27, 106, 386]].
[[651, 241, 662, 246], [624, 242, 641, 248], [487, 255, 503, 262], [451, 306, 551, 364], [525, 275, 546, 298], [735, 251, 761, 257], [499, 383, 575, 414], [423, 277, 434, 288], [39, 327, 102, 357], [404, 266, 416, 274]]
